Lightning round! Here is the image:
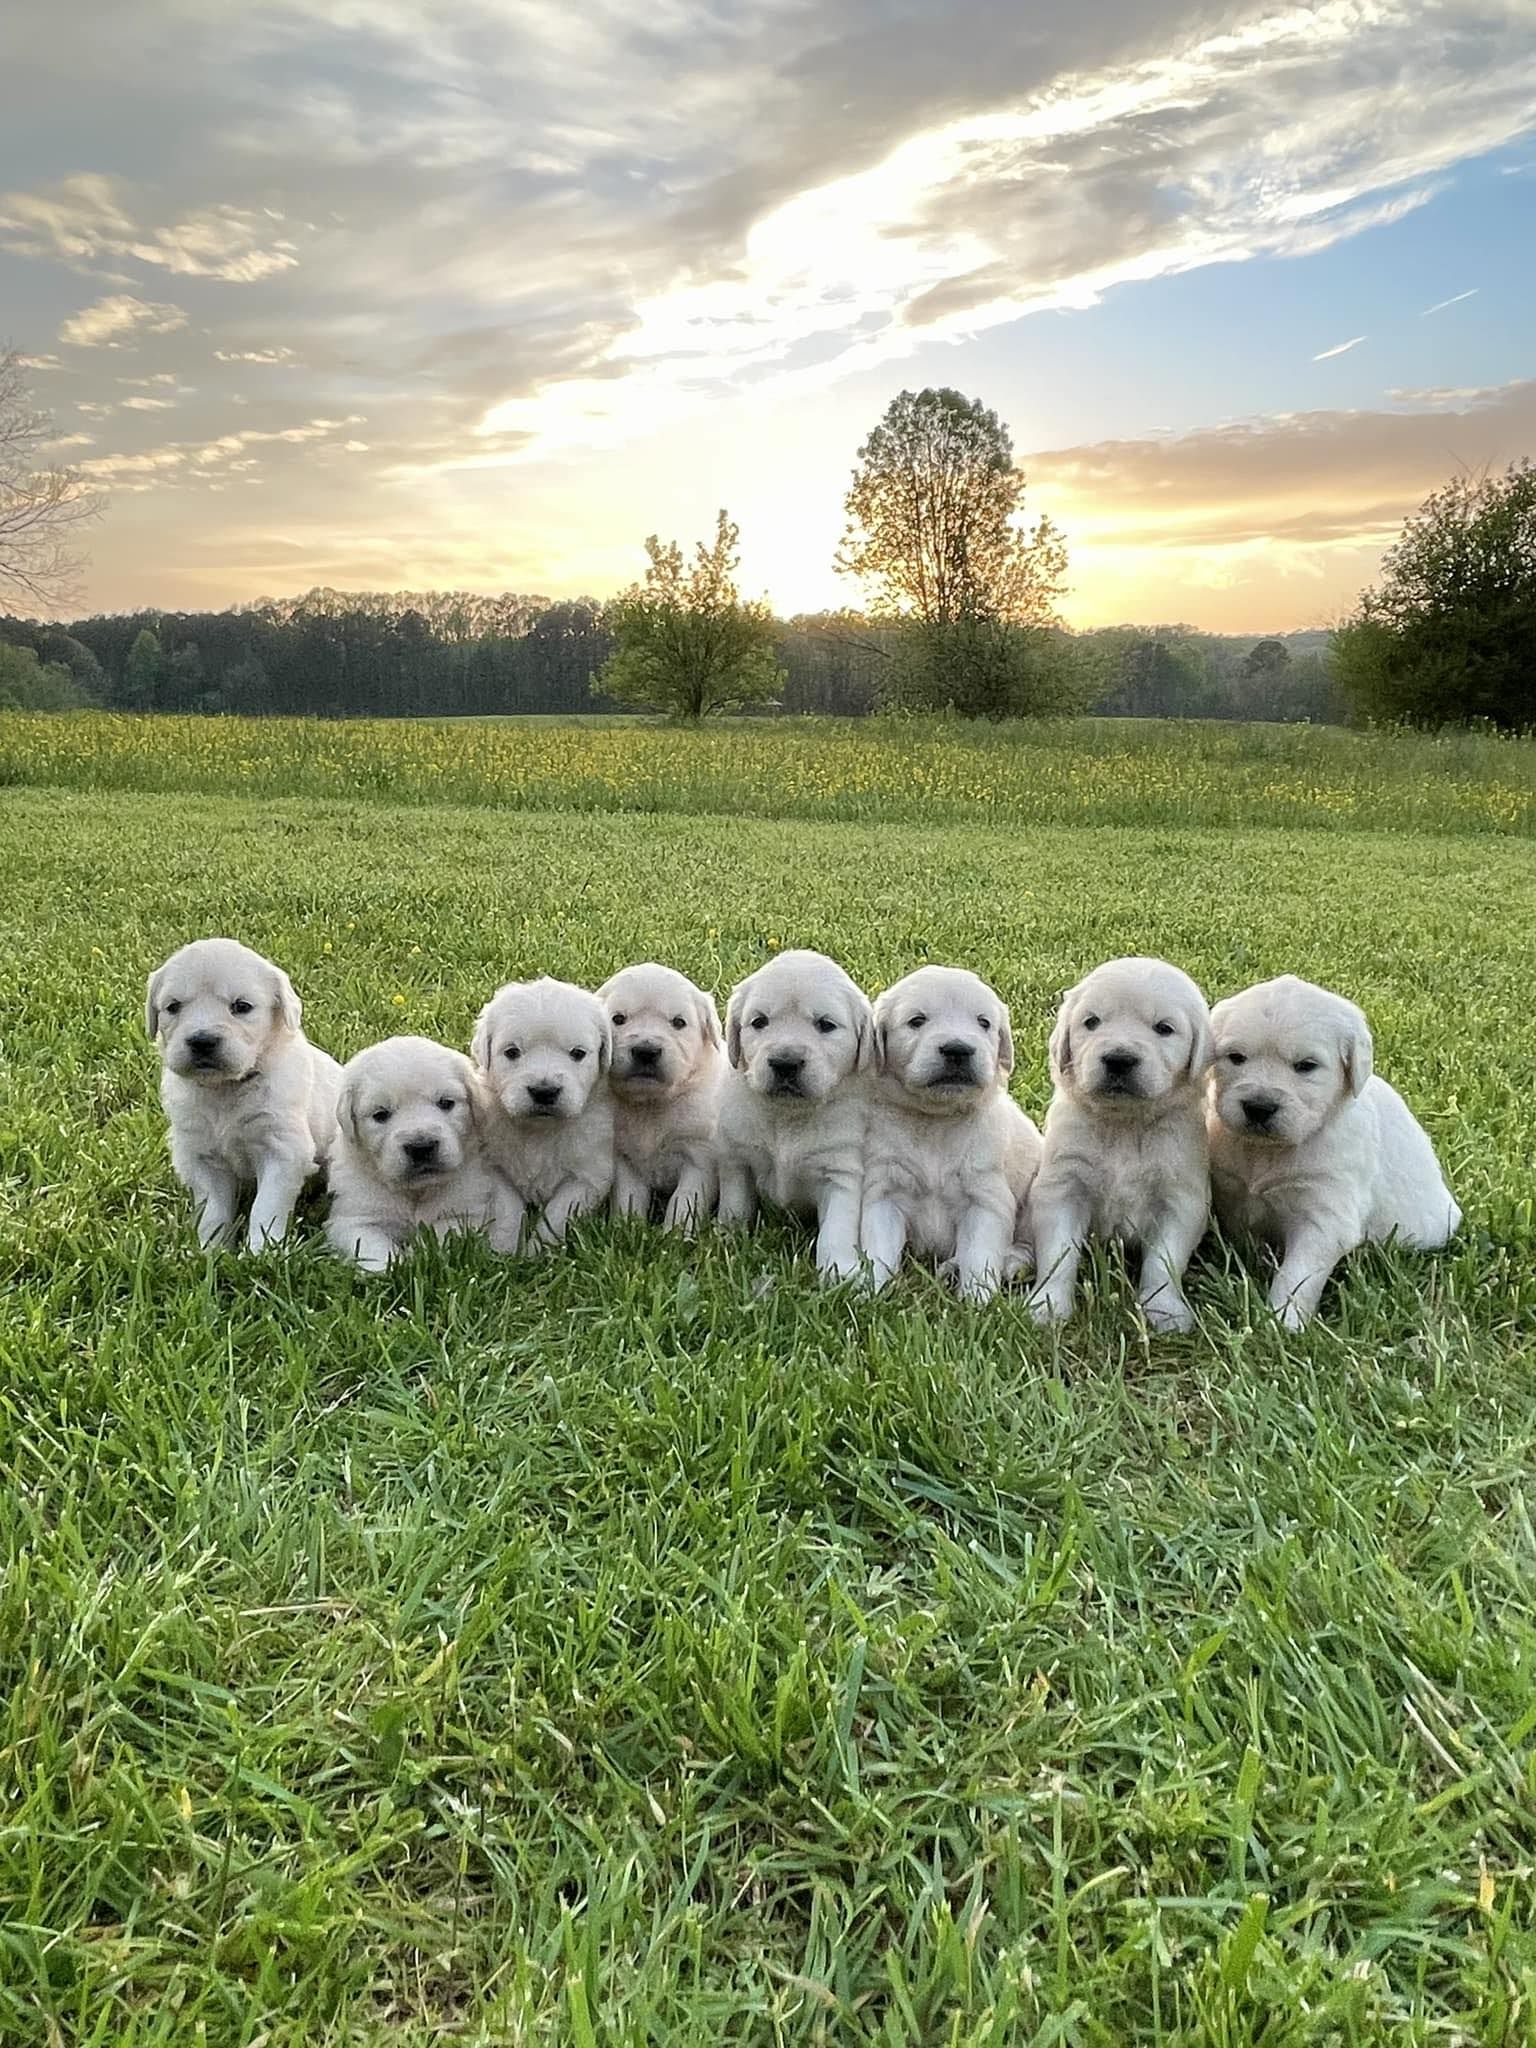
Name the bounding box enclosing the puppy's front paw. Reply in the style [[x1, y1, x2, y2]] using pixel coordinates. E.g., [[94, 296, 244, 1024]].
[[1028, 1291, 1071, 1328], [1141, 1293, 1194, 1336]]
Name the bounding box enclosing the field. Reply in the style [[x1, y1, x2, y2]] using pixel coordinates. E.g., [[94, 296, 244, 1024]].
[[2, 711, 1535, 2045]]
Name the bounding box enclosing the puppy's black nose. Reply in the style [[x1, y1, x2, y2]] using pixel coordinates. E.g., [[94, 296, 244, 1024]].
[[1101, 1050, 1141, 1077], [402, 1136, 440, 1166], [1243, 1096, 1280, 1128], [527, 1082, 563, 1108], [768, 1054, 805, 1080], [629, 1042, 662, 1069], [938, 1040, 975, 1065], [186, 1031, 221, 1056]]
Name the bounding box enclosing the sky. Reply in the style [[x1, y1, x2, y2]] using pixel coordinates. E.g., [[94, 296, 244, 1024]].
[[2, 0, 1534, 632]]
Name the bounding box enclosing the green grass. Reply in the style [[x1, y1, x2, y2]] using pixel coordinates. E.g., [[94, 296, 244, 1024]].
[[2, 719, 1536, 2043], [2, 709, 1535, 835]]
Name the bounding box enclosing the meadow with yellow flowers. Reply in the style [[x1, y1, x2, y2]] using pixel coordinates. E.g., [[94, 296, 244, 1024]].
[[2, 710, 1535, 2045]]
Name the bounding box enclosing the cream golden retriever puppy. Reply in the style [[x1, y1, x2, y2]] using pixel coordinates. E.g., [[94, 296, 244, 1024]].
[[861, 965, 1042, 1301], [1207, 974, 1461, 1329], [146, 936, 341, 1252], [326, 1036, 518, 1271], [1028, 956, 1213, 1332], [598, 961, 724, 1231], [716, 949, 872, 1280], [472, 976, 615, 1251]]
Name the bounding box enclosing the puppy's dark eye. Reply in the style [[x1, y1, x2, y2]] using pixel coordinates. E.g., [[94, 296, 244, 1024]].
[[1082, 1014, 1101, 1031], [503, 1045, 521, 1062], [570, 1047, 588, 1062], [1293, 1058, 1319, 1075], [164, 1000, 182, 1016], [671, 1015, 688, 1031], [371, 1107, 392, 1124], [231, 998, 254, 1016], [1227, 1051, 1247, 1066], [814, 1017, 838, 1035], [436, 1095, 457, 1112], [908, 1013, 927, 1030], [611, 1012, 627, 1028], [978, 1016, 991, 1031], [1154, 1020, 1176, 1038], [750, 1013, 769, 1031]]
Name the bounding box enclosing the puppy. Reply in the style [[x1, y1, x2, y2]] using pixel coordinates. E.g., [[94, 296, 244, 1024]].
[[1028, 956, 1213, 1331], [862, 965, 1042, 1301], [716, 948, 872, 1280], [1207, 974, 1461, 1329], [598, 962, 724, 1232], [147, 936, 341, 1251], [326, 1036, 518, 1271], [472, 976, 615, 1250]]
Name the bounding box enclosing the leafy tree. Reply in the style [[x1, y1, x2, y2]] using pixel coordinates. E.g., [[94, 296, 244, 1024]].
[[1242, 637, 1290, 679], [1333, 462, 1536, 729], [123, 626, 165, 709], [0, 348, 103, 608], [0, 639, 89, 709], [165, 641, 207, 712], [837, 388, 1070, 718], [594, 511, 783, 720]]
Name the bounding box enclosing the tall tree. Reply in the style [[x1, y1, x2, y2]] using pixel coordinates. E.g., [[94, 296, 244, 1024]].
[[0, 349, 103, 608], [837, 388, 1067, 628], [124, 626, 165, 709], [837, 388, 1072, 718], [594, 511, 783, 721], [1333, 462, 1536, 729]]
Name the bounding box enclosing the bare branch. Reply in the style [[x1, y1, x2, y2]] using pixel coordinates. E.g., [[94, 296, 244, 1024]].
[[0, 346, 106, 610]]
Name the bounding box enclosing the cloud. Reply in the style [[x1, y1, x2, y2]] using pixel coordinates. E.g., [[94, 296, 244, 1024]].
[[214, 347, 299, 364], [1025, 379, 1536, 551], [120, 395, 177, 410], [0, 174, 299, 282], [1419, 287, 1478, 314], [58, 294, 188, 347], [75, 414, 369, 490], [1313, 336, 1366, 361]]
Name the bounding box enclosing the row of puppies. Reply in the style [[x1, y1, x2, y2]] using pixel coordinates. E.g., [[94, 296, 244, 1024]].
[[146, 939, 1461, 1330]]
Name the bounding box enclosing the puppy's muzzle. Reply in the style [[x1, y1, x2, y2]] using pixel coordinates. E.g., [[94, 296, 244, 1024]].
[[183, 1030, 225, 1070], [1240, 1094, 1282, 1132], [622, 1041, 666, 1082], [1094, 1049, 1143, 1096], [400, 1135, 442, 1176], [926, 1039, 978, 1088], [525, 1081, 564, 1116], [766, 1053, 807, 1097]]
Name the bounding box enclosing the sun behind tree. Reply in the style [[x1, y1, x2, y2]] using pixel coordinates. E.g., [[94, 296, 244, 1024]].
[[594, 510, 784, 722]]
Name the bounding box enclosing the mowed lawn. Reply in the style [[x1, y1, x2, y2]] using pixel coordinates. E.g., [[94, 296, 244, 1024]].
[[2, 716, 1536, 2045]]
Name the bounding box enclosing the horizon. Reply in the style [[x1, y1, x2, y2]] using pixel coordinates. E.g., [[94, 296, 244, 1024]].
[[4, 1, 1534, 634]]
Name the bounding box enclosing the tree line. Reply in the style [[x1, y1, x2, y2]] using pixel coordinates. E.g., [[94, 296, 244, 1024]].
[[0, 591, 1340, 722]]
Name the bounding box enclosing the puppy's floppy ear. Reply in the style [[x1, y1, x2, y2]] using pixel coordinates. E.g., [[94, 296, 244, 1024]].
[[1047, 987, 1077, 1082], [1184, 996, 1214, 1080], [145, 963, 165, 1040], [459, 1054, 490, 1132], [850, 986, 877, 1074], [725, 977, 750, 1070], [270, 964, 303, 1033], [470, 996, 496, 1071], [995, 998, 1015, 1078], [695, 983, 724, 1050], [336, 1074, 361, 1144], [1339, 1001, 1374, 1098], [595, 1006, 614, 1074], [871, 988, 894, 1074]]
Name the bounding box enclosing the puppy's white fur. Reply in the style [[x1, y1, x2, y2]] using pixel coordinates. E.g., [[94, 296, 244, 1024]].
[[597, 962, 724, 1231], [1028, 956, 1213, 1331], [862, 966, 1042, 1301], [326, 1036, 517, 1272], [1207, 974, 1461, 1329], [716, 949, 872, 1280], [147, 936, 341, 1251], [472, 977, 615, 1250]]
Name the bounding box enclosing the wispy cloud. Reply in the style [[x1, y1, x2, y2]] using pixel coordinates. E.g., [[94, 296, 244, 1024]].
[[1312, 335, 1366, 361], [58, 294, 187, 347], [1419, 287, 1478, 315]]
